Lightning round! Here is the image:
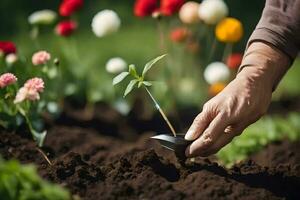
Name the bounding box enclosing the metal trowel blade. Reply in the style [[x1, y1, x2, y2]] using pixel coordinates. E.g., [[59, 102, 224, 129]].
[[151, 134, 191, 152]]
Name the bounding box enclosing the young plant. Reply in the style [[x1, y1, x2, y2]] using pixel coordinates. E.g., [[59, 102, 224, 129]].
[[0, 157, 70, 200], [113, 54, 177, 137], [0, 74, 47, 147]]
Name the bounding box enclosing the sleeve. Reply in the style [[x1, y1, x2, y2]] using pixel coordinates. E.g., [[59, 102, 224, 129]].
[[247, 0, 300, 61]]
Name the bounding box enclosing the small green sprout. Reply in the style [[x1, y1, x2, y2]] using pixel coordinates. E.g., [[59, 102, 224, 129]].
[[113, 54, 177, 137]]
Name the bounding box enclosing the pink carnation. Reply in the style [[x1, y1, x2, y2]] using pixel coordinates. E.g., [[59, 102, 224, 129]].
[[14, 77, 44, 104], [32, 51, 51, 66], [24, 77, 44, 92], [0, 73, 17, 88]]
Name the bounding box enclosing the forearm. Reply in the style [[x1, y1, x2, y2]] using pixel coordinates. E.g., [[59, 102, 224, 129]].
[[238, 42, 291, 91]]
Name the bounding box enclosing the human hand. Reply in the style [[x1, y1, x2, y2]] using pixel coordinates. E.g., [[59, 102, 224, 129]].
[[184, 42, 290, 157]]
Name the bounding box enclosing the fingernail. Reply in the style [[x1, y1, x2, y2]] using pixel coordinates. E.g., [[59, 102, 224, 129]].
[[185, 130, 195, 141]]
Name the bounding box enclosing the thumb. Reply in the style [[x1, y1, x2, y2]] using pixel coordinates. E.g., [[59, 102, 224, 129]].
[[185, 107, 212, 141]]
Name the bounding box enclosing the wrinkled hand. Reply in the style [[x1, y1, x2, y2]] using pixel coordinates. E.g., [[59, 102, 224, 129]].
[[185, 42, 290, 157]]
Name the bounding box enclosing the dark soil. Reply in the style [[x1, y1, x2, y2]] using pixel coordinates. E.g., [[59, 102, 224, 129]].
[[0, 126, 299, 200]]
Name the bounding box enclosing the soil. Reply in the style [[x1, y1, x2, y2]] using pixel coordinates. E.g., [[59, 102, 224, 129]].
[[0, 126, 299, 200]]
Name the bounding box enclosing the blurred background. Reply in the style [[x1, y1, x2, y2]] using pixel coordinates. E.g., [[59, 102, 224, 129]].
[[1, 0, 300, 165]]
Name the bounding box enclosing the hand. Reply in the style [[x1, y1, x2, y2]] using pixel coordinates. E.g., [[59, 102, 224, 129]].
[[184, 42, 290, 157]]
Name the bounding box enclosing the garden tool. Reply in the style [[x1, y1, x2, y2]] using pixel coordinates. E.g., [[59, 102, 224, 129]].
[[151, 133, 192, 160]]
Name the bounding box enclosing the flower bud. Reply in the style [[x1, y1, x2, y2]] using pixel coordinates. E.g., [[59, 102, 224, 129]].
[[32, 51, 51, 66], [0, 41, 17, 55], [204, 62, 230, 84], [215, 17, 243, 43], [55, 20, 77, 37], [91, 10, 121, 38], [134, 0, 158, 18], [28, 10, 57, 25], [59, 0, 83, 17], [198, 0, 228, 25], [106, 57, 127, 74], [179, 1, 200, 24], [5, 53, 18, 65]]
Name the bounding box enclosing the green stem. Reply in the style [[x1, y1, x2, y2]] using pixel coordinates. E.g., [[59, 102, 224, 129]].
[[222, 43, 233, 62], [144, 87, 177, 137], [17, 105, 46, 147], [207, 38, 218, 65], [157, 19, 166, 54]]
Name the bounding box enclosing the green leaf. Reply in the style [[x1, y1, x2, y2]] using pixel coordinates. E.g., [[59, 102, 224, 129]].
[[142, 54, 167, 77], [143, 81, 152, 86], [113, 72, 129, 85], [129, 64, 138, 78], [124, 80, 138, 97]]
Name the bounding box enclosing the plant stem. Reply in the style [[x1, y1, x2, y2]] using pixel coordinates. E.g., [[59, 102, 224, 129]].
[[144, 87, 177, 137], [157, 19, 166, 54], [17, 105, 46, 147], [222, 43, 233, 62], [207, 38, 218, 65]]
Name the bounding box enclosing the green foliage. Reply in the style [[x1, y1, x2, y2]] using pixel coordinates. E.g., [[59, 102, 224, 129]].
[[113, 54, 167, 97], [217, 112, 300, 166], [0, 158, 70, 200]]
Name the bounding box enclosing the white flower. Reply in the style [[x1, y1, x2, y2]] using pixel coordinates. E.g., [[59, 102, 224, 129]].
[[106, 57, 127, 74], [204, 62, 230, 84], [198, 0, 228, 25], [179, 78, 196, 94], [28, 10, 57, 25], [113, 99, 130, 115], [91, 10, 121, 37], [5, 53, 18, 65], [179, 1, 200, 24]]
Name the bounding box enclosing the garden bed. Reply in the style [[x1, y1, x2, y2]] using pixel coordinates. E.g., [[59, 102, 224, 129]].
[[0, 121, 299, 200]]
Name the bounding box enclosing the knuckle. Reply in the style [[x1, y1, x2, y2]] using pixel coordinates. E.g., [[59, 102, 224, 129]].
[[194, 114, 202, 123], [202, 102, 210, 112], [202, 134, 214, 147]]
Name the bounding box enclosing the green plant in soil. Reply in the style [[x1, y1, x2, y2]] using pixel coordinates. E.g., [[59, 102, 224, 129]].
[[113, 54, 177, 137], [0, 157, 70, 200], [0, 74, 47, 147], [217, 112, 300, 166]]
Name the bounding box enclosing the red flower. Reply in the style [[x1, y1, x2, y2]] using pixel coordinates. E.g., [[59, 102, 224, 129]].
[[0, 41, 17, 55], [226, 53, 243, 69], [169, 27, 190, 43], [59, 0, 83, 17], [55, 20, 77, 37], [134, 0, 159, 17], [160, 0, 184, 16]]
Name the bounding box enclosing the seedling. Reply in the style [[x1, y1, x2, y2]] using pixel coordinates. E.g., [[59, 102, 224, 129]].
[[113, 54, 177, 137]]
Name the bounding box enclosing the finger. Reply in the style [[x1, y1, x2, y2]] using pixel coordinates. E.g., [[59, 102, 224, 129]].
[[185, 113, 231, 157], [185, 109, 211, 141], [200, 123, 248, 156]]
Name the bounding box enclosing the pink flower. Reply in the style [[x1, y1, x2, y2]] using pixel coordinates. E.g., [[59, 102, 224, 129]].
[[0, 73, 17, 88], [32, 51, 51, 66], [14, 78, 44, 104], [24, 78, 44, 92], [14, 87, 29, 103]]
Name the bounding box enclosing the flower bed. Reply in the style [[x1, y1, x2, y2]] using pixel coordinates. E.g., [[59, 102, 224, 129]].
[[0, 122, 299, 200]]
